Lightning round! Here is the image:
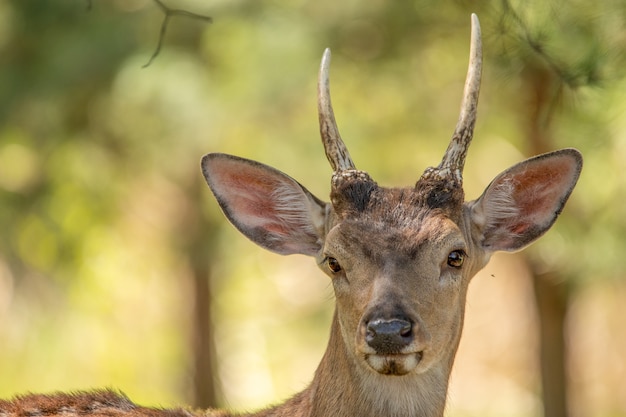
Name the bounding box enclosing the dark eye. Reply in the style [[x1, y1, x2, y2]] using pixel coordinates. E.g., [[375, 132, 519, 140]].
[[447, 250, 465, 268], [326, 257, 342, 273]]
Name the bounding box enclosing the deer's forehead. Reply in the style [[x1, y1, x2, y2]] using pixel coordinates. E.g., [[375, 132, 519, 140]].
[[331, 186, 463, 233], [329, 211, 464, 260]]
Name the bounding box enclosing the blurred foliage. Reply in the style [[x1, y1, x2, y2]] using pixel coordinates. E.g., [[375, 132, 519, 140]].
[[0, 0, 624, 416], [484, 0, 626, 285]]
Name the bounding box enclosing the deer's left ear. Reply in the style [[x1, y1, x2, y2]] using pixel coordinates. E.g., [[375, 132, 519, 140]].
[[468, 148, 582, 252], [201, 153, 328, 256]]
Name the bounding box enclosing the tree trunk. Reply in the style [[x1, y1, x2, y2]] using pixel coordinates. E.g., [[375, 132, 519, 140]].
[[531, 271, 570, 417], [191, 257, 219, 408], [181, 174, 222, 408], [523, 66, 570, 417]]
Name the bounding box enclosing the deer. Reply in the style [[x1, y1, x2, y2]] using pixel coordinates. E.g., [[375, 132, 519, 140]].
[[0, 14, 581, 417]]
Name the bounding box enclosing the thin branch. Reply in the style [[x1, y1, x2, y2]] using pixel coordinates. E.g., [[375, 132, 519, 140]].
[[500, 0, 578, 88], [143, 0, 213, 68]]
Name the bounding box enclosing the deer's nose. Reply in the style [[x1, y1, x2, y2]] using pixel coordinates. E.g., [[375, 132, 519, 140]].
[[365, 318, 413, 354]]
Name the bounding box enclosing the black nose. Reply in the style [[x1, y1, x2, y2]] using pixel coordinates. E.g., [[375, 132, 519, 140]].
[[365, 318, 413, 354]]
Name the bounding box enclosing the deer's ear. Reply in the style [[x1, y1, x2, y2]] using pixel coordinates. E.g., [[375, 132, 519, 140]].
[[469, 148, 582, 252], [201, 153, 328, 256]]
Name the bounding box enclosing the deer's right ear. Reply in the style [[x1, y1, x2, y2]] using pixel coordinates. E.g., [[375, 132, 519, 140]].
[[468, 148, 582, 253], [201, 153, 328, 256]]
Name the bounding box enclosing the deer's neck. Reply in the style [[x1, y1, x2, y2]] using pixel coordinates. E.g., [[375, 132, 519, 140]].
[[295, 313, 451, 417]]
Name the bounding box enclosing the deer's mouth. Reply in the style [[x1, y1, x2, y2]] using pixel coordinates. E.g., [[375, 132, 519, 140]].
[[365, 351, 424, 376]]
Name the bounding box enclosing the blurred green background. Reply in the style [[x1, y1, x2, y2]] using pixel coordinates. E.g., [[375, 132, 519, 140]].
[[0, 1, 625, 416]]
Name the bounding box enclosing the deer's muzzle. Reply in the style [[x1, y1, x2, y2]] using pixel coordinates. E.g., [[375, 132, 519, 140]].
[[358, 309, 428, 376], [365, 318, 413, 354]]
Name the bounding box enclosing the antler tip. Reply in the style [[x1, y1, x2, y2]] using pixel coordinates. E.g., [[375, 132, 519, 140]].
[[320, 48, 332, 80], [317, 48, 356, 172], [436, 12, 483, 180], [470, 14, 481, 41]]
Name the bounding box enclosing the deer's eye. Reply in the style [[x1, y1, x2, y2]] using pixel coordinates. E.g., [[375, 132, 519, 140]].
[[447, 250, 465, 268], [326, 257, 342, 273]]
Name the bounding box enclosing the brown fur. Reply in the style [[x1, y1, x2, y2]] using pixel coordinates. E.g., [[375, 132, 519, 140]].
[[0, 390, 201, 417]]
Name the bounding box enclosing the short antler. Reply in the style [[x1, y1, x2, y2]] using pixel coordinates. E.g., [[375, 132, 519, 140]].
[[437, 13, 482, 181], [318, 48, 356, 172]]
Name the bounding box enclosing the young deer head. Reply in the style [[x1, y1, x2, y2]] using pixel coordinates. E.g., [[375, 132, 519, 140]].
[[201, 14, 581, 417], [0, 14, 581, 417]]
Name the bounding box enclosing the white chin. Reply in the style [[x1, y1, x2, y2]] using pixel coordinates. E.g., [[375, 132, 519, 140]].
[[365, 353, 423, 376]]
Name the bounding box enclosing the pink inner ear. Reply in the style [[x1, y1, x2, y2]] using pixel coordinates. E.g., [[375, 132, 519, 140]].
[[511, 156, 576, 223], [212, 165, 290, 230], [510, 222, 531, 235], [477, 149, 581, 252], [203, 154, 324, 256]]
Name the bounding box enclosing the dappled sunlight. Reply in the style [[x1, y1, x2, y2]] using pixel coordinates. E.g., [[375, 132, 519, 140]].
[[568, 283, 626, 416], [450, 253, 541, 417], [0, 142, 40, 193]]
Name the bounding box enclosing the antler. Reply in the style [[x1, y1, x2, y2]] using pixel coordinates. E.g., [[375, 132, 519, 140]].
[[437, 13, 482, 181], [318, 48, 356, 172]]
